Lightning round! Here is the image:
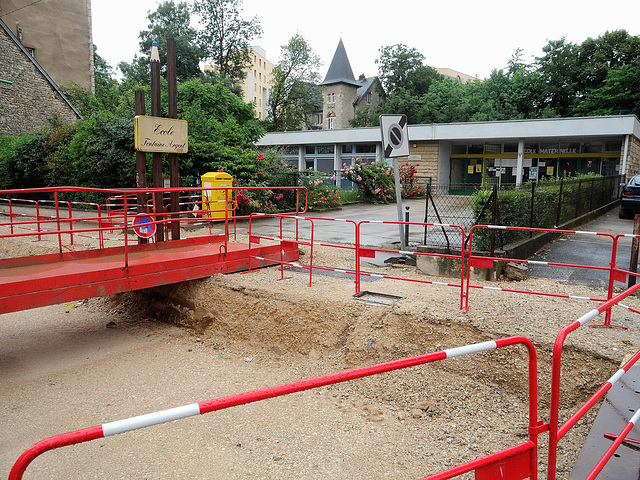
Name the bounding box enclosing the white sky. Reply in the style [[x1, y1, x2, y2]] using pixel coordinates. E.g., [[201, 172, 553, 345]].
[[93, 0, 640, 81]]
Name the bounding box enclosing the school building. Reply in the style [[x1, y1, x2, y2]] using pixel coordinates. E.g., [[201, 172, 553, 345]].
[[257, 115, 640, 192]]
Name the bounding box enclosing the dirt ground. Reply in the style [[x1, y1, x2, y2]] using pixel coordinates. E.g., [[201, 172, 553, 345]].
[[1, 230, 640, 479]]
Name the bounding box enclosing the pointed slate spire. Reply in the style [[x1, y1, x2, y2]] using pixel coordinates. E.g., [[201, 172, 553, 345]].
[[321, 38, 360, 87]]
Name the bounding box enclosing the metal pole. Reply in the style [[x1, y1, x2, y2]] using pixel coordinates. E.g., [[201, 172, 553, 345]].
[[628, 214, 640, 288], [393, 158, 405, 250]]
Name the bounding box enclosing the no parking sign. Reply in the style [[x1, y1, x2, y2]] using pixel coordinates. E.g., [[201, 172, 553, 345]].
[[132, 213, 156, 239]]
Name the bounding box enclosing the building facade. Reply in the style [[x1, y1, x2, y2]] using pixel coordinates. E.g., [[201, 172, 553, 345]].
[[321, 39, 382, 130], [257, 115, 640, 192], [0, 17, 82, 135], [0, 0, 94, 91], [204, 46, 273, 120]]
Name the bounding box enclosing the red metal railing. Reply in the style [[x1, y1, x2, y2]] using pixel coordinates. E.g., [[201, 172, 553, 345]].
[[9, 337, 539, 480], [546, 281, 640, 480], [465, 225, 622, 322], [357, 220, 466, 307]]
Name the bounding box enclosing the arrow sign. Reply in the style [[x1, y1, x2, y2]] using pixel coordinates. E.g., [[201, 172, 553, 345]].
[[380, 114, 409, 158]]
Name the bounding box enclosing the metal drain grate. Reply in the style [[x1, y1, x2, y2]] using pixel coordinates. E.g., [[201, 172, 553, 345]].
[[353, 291, 404, 306]]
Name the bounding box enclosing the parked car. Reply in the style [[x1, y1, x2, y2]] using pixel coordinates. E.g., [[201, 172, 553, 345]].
[[619, 174, 640, 218]]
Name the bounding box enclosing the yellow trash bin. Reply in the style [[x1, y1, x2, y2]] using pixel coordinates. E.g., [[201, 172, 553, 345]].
[[200, 172, 233, 219]]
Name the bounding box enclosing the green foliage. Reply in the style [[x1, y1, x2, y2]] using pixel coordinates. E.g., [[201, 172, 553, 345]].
[[0, 129, 49, 189], [368, 30, 640, 126], [192, 0, 262, 84], [267, 34, 322, 132], [470, 174, 614, 251], [376, 43, 425, 95], [176, 79, 264, 180]]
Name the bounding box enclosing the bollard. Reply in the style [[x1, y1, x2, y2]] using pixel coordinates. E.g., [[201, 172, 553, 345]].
[[405, 206, 410, 246]]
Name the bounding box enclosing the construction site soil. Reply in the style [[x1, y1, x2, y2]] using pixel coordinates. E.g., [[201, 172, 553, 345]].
[[1, 232, 640, 479]]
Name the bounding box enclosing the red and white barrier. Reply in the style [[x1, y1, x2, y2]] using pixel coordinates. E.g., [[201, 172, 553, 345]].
[[9, 337, 539, 480]]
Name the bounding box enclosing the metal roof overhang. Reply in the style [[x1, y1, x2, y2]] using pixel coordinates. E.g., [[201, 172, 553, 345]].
[[258, 115, 640, 147]]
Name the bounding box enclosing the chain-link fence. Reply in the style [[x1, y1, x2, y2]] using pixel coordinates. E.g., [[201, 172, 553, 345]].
[[421, 176, 623, 252]]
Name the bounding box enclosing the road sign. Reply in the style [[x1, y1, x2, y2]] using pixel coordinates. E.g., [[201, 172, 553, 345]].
[[132, 214, 156, 239], [380, 114, 409, 158]]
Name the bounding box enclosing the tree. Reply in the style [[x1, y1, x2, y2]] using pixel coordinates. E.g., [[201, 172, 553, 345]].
[[119, 0, 204, 84], [267, 34, 322, 131], [576, 30, 640, 94], [574, 61, 640, 117], [534, 37, 579, 117], [192, 0, 262, 84], [376, 43, 425, 95]]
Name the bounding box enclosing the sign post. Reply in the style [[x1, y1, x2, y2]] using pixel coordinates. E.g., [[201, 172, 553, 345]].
[[380, 114, 410, 250]]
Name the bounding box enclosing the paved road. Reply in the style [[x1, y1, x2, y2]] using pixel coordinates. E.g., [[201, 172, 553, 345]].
[[528, 208, 637, 288]]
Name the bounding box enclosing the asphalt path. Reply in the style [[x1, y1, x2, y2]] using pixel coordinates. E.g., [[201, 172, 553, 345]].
[[527, 208, 638, 288]]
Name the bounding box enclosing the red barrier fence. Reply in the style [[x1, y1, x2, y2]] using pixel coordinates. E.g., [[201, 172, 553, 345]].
[[9, 337, 539, 480], [546, 280, 640, 479]]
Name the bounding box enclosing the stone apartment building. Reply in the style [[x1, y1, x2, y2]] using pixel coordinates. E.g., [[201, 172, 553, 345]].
[[0, 17, 82, 135], [0, 0, 94, 90]]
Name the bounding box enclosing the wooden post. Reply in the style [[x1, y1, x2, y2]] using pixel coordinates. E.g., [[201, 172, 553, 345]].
[[628, 214, 640, 287], [134, 90, 147, 244], [167, 38, 180, 240], [150, 42, 164, 242]]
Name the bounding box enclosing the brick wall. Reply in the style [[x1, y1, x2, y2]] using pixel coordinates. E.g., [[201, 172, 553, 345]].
[[0, 26, 79, 136]]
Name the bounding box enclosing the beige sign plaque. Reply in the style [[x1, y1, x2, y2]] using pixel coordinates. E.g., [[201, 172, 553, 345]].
[[135, 115, 188, 153]]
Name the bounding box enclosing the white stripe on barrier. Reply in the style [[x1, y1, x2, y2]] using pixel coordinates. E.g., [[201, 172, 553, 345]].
[[577, 309, 600, 326], [630, 407, 640, 425], [483, 286, 502, 291], [486, 225, 507, 230], [444, 340, 497, 359], [102, 403, 200, 437], [569, 296, 593, 301], [607, 368, 626, 386], [528, 260, 550, 266], [433, 282, 450, 286], [574, 231, 599, 235]]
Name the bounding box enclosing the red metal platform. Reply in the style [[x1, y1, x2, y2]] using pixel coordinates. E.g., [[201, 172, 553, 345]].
[[0, 234, 299, 314]]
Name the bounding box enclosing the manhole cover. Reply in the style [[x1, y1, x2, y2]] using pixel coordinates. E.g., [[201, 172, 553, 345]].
[[353, 291, 404, 306]]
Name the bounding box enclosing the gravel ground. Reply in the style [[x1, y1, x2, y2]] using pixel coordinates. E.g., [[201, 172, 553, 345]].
[[1, 227, 640, 479]]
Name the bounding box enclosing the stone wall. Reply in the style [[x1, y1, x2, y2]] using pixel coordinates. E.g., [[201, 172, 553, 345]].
[[1, 0, 93, 90], [625, 136, 640, 177], [405, 140, 439, 188], [0, 24, 80, 136], [323, 83, 357, 129]]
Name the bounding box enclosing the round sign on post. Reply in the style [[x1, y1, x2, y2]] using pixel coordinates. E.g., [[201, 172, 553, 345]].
[[132, 213, 157, 239]]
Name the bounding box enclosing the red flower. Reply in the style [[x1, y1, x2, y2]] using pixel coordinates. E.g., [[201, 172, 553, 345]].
[[257, 172, 263, 176]]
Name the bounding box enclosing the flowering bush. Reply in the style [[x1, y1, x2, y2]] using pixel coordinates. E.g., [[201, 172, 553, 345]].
[[399, 162, 426, 198], [340, 158, 395, 203], [234, 189, 279, 216], [299, 170, 342, 210]]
